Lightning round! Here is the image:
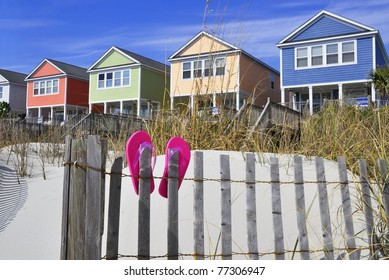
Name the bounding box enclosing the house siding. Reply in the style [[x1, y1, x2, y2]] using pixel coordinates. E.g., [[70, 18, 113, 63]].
[[9, 84, 27, 112], [27, 77, 66, 107], [89, 68, 140, 103], [180, 34, 232, 57], [140, 68, 169, 103], [291, 16, 362, 42], [66, 78, 89, 107], [376, 42, 387, 67], [96, 51, 136, 69], [31, 62, 62, 78], [282, 37, 373, 86], [240, 54, 280, 105], [170, 53, 239, 97]]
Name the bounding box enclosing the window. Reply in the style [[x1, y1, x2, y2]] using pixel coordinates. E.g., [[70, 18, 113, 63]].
[[296, 40, 356, 69], [204, 59, 213, 77], [123, 70, 130, 86], [0, 86, 3, 99], [215, 58, 226, 76], [106, 72, 113, 88], [326, 44, 338, 64], [114, 71, 121, 87], [33, 79, 59, 95], [270, 73, 275, 89], [182, 62, 191, 79], [97, 69, 131, 89], [182, 56, 226, 79], [311, 46, 323, 66], [193, 60, 202, 78], [342, 42, 355, 63], [296, 48, 308, 68]]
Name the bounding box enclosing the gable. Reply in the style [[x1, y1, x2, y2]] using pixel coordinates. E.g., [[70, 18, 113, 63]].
[[0, 75, 7, 83], [176, 33, 235, 58], [93, 49, 137, 69], [31, 61, 63, 78], [290, 15, 365, 42]]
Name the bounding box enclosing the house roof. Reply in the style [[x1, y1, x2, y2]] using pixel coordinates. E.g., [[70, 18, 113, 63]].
[[88, 46, 170, 73], [169, 30, 279, 74], [0, 69, 27, 85], [277, 10, 377, 46], [26, 59, 89, 81]]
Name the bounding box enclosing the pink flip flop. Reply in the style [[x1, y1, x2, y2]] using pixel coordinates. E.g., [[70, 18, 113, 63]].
[[125, 131, 156, 195], [158, 136, 191, 198]]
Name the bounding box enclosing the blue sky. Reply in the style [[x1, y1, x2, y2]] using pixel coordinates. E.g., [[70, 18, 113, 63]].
[[1, 0, 389, 74]]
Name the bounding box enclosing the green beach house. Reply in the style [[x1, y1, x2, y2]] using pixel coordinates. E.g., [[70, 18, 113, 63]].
[[88, 46, 170, 118]]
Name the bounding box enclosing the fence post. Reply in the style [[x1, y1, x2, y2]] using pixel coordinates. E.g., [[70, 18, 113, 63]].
[[337, 156, 358, 260], [220, 154, 232, 260], [168, 150, 179, 260], [60, 135, 72, 260], [138, 147, 151, 260], [245, 153, 258, 260], [67, 137, 87, 260], [359, 159, 377, 259], [193, 151, 204, 260], [294, 155, 310, 260], [106, 157, 123, 260], [270, 157, 285, 260], [315, 157, 334, 260]]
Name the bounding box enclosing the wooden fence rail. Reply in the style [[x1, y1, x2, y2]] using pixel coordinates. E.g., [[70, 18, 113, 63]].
[[61, 136, 389, 260]]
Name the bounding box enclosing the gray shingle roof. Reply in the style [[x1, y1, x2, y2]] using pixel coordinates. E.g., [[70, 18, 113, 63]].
[[0, 69, 27, 85], [46, 59, 89, 80]]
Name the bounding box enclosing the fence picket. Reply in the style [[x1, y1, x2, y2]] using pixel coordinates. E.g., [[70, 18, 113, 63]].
[[60, 135, 72, 260], [138, 147, 151, 260], [106, 157, 123, 260], [220, 154, 232, 260], [245, 153, 258, 260], [358, 159, 377, 260], [315, 157, 334, 260], [193, 151, 204, 260], [378, 159, 389, 250], [270, 157, 285, 260], [294, 155, 310, 260], [168, 150, 179, 260], [337, 156, 358, 260]]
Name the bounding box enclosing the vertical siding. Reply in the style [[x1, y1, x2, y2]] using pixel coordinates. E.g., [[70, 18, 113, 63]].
[[66, 78, 89, 107], [282, 37, 373, 86], [292, 16, 362, 42], [240, 54, 280, 106]]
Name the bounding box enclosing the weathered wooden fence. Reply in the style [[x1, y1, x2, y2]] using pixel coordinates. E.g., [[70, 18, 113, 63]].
[[60, 136, 389, 260]]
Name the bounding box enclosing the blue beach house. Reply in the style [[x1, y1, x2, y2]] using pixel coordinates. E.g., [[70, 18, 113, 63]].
[[277, 10, 388, 114]]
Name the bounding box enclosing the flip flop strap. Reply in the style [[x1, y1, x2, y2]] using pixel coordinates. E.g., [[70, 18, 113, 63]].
[[134, 142, 156, 173]]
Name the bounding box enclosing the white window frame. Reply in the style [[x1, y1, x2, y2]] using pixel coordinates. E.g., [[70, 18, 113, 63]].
[[295, 40, 357, 70], [97, 69, 131, 89], [181, 56, 226, 80], [0, 86, 3, 99], [33, 79, 59, 96]]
